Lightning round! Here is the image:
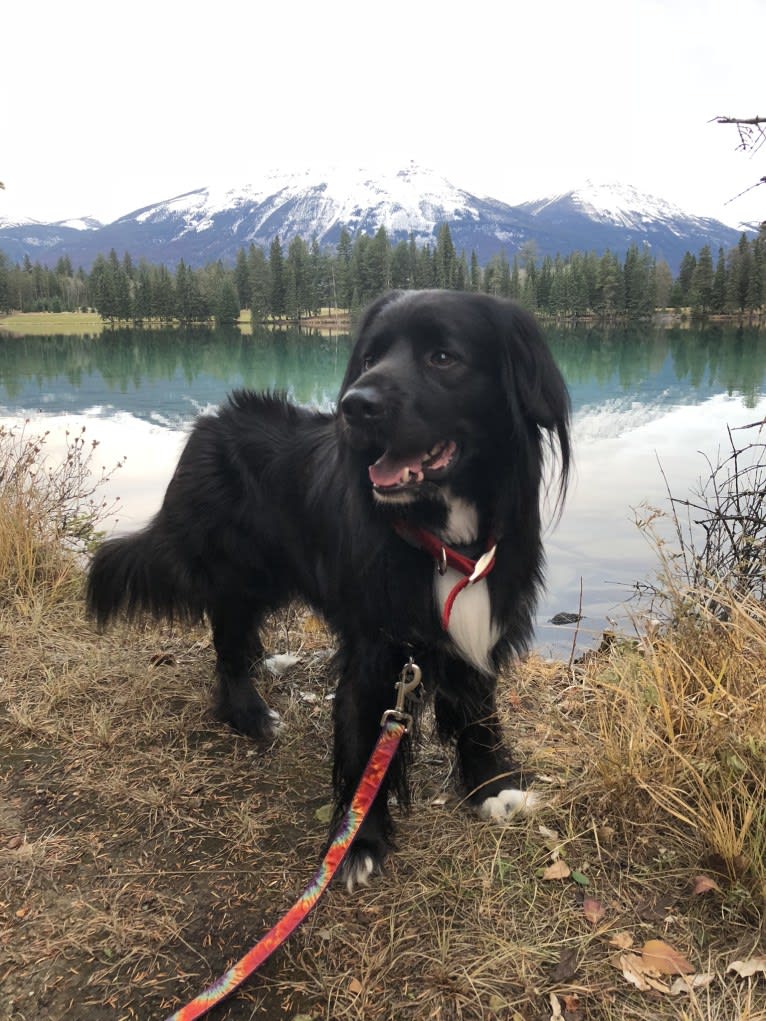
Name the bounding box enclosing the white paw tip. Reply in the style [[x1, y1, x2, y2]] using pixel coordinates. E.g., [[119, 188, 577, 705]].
[[477, 787, 541, 822], [345, 853, 376, 893]]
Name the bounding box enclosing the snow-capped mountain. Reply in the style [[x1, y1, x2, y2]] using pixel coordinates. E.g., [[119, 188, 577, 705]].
[[517, 181, 745, 267], [0, 213, 101, 263], [0, 167, 747, 271]]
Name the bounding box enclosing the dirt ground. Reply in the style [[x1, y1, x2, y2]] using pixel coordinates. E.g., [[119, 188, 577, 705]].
[[3, 601, 766, 1021]]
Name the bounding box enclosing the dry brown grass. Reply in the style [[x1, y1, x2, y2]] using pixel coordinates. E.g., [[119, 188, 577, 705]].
[[2, 429, 766, 1020]]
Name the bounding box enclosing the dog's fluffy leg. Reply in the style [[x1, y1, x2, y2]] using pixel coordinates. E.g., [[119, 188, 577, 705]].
[[210, 605, 282, 742]]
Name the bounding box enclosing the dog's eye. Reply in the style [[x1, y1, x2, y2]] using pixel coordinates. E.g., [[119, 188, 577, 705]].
[[361, 354, 375, 371], [428, 350, 457, 368]]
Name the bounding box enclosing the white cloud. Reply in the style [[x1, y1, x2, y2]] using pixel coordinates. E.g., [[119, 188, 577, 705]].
[[2, 0, 764, 228]]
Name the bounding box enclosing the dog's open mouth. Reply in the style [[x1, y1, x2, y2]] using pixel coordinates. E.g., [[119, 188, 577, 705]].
[[368, 440, 457, 492]]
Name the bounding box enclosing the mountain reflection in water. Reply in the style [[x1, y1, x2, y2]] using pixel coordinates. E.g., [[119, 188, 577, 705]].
[[1, 322, 765, 655]]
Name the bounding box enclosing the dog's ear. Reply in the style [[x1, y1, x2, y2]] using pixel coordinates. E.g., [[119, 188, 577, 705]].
[[495, 302, 567, 426], [494, 299, 571, 495], [339, 290, 405, 395]]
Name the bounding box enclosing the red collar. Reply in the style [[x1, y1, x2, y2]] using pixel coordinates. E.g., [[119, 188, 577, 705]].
[[393, 521, 497, 631]]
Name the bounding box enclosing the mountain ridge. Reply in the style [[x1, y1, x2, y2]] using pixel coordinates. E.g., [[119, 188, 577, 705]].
[[0, 165, 750, 273]]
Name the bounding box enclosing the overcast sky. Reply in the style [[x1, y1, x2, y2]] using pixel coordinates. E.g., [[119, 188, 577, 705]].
[[2, 0, 764, 229]]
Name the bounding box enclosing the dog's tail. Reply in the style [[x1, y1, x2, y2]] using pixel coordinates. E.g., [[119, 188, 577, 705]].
[[86, 527, 202, 628]]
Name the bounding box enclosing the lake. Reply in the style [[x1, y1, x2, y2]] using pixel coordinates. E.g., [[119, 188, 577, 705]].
[[1, 321, 765, 657]]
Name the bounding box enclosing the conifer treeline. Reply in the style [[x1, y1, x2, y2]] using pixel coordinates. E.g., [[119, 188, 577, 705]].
[[0, 223, 763, 322]]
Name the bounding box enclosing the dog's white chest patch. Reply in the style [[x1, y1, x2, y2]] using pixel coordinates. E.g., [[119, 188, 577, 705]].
[[435, 568, 500, 674], [441, 495, 479, 546]]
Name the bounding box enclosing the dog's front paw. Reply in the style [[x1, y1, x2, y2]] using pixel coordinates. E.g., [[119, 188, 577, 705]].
[[216, 689, 282, 743], [337, 841, 385, 893], [476, 786, 542, 822]]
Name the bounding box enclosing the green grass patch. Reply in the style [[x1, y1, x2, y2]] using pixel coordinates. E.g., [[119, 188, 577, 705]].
[[0, 310, 105, 335]]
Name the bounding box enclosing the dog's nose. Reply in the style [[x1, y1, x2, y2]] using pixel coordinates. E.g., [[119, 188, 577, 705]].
[[341, 385, 385, 425]]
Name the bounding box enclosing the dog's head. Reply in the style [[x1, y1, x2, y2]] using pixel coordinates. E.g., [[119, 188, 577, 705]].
[[338, 289, 570, 516]]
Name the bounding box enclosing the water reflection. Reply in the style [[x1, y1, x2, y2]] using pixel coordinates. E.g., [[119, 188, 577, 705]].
[[0, 326, 352, 417], [1, 322, 765, 654]]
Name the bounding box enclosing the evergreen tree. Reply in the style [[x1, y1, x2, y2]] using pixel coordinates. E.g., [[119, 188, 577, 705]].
[[726, 234, 751, 312], [596, 250, 620, 315], [214, 277, 241, 324], [690, 245, 714, 313], [390, 240, 413, 289], [434, 223, 456, 289], [509, 257, 521, 301], [712, 247, 727, 312], [746, 235, 763, 310], [269, 236, 286, 316], [469, 250, 481, 292], [285, 236, 310, 318], [309, 237, 325, 314], [175, 260, 193, 322], [335, 227, 353, 308], [134, 261, 153, 322], [0, 252, 10, 312], [367, 226, 392, 295], [654, 259, 673, 308], [234, 248, 251, 310], [153, 264, 176, 322], [248, 244, 271, 321], [677, 251, 697, 306], [455, 251, 468, 291]]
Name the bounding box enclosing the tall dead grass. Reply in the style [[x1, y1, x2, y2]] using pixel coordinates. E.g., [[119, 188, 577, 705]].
[[0, 422, 121, 614], [568, 426, 766, 903], [577, 589, 766, 891]]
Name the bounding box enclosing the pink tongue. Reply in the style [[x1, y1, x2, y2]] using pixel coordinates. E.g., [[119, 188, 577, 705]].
[[369, 451, 426, 487]]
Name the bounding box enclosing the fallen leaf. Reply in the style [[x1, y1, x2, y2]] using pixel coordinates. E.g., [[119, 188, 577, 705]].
[[692, 874, 721, 895], [597, 824, 616, 846], [582, 897, 605, 925], [348, 977, 363, 995], [15, 907, 29, 919], [314, 803, 333, 824], [669, 972, 715, 994], [538, 824, 560, 845], [640, 939, 694, 976], [619, 952, 670, 993], [609, 931, 634, 950], [570, 870, 590, 887], [6, 835, 23, 850], [562, 993, 583, 1021], [507, 689, 523, 710], [542, 859, 571, 880], [635, 892, 677, 921], [551, 946, 579, 983], [727, 955, 766, 978], [549, 992, 563, 1019], [619, 952, 650, 991]]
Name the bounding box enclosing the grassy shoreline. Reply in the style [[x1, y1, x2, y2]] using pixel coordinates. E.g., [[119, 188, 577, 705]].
[[2, 307, 762, 339], [0, 308, 352, 337]]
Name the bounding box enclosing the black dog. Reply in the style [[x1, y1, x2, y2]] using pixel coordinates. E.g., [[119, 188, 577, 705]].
[[87, 289, 570, 889]]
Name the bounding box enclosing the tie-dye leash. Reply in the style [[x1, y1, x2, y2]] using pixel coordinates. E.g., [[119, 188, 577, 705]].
[[164, 660, 422, 1021]]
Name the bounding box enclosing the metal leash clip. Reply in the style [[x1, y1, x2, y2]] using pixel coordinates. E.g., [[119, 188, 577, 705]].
[[380, 657, 423, 733]]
